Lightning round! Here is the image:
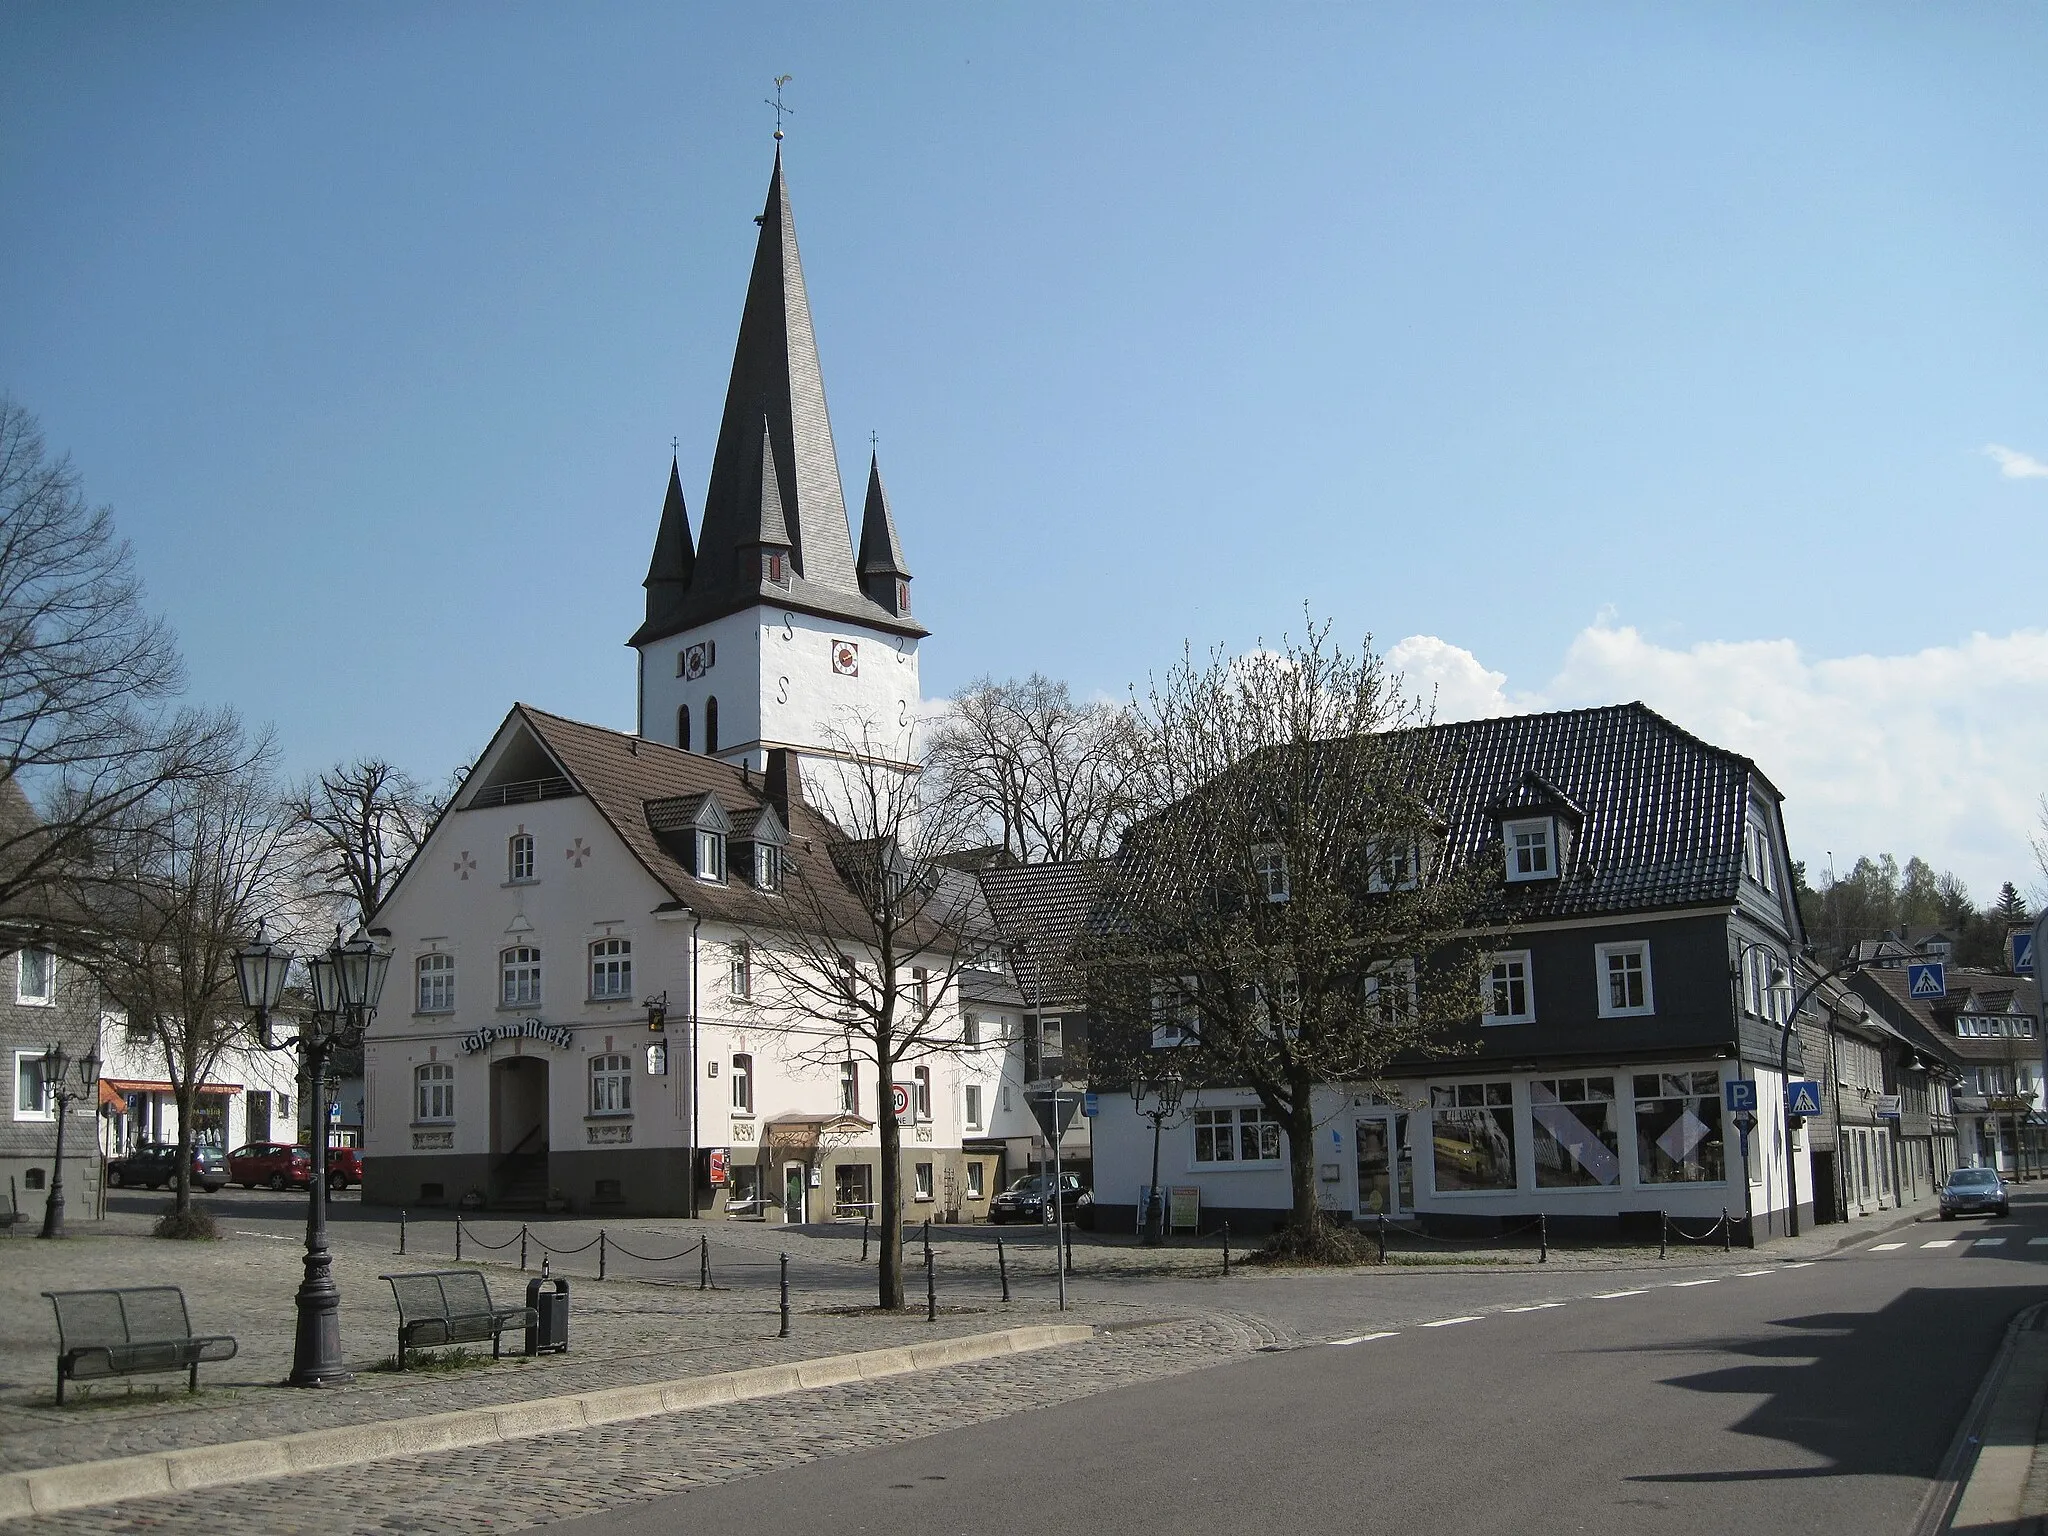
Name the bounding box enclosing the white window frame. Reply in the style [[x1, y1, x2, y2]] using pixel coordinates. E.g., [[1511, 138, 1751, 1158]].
[[508, 833, 535, 883], [966, 1160, 985, 1200], [589, 1052, 633, 1116], [416, 952, 455, 1014], [1483, 950, 1535, 1025], [589, 937, 633, 1000], [1596, 940, 1654, 1018], [754, 843, 782, 892], [414, 1062, 455, 1123], [914, 1065, 932, 1119], [1504, 818, 1555, 882], [696, 828, 725, 883], [1743, 816, 1777, 893], [14, 1049, 53, 1122], [840, 1059, 859, 1115], [731, 1053, 754, 1114], [914, 1161, 935, 1201], [964, 1082, 983, 1129], [16, 948, 55, 1006], [1190, 1104, 1285, 1168], [1364, 959, 1417, 1026], [500, 946, 542, 1007], [1252, 845, 1289, 903], [729, 941, 751, 999], [1367, 841, 1422, 892], [1152, 977, 1198, 1048]]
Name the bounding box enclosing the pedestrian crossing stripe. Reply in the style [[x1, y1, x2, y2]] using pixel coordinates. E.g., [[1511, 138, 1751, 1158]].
[[1975, 1238, 2007, 1247], [1871, 1242, 1905, 1250], [1922, 1240, 1957, 1248]]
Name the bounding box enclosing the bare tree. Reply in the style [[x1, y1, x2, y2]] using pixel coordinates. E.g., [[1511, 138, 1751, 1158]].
[[63, 723, 305, 1217], [290, 758, 443, 927], [1084, 620, 1497, 1255], [732, 723, 997, 1308], [0, 397, 247, 939], [924, 675, 1142, 863]]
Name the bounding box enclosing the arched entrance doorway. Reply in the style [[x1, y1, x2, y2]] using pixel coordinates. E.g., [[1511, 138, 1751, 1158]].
[[490, 1056, 550, 1208]]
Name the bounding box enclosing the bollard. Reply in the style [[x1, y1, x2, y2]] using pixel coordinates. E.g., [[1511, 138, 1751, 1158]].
[[399, 1210, 407, 1256], [923, 1216, 932, 1264], [1064, 1223, 1076, 1277], [1222, 1221, 1232, 1276], [541, 1252, 551, 1280], [700, 1240, 710, 1291], [599, 1230, 607, 1281], [1722, 1207, 1732, 1254], [520, 1225, 529, 1271], [1659, 1213, 1668, 1261], [1539, 1213, 1548, 1264], [997, 1233, 1010, 1302], [862, 1210, 871, 1263], [925, 1247, 936, 1323], [1377, 1211, 1387, 1264], [455, 1218, 463, 1263], [779, 1253, 790, 1338]]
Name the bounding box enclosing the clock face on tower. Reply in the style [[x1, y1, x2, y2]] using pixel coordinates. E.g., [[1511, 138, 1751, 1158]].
[[831, 640, 859, 677]]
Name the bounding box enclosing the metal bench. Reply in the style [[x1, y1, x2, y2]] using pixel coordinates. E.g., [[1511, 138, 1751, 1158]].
[[43, 1286, 238, 1405], [379, 1269, 535, 1367]]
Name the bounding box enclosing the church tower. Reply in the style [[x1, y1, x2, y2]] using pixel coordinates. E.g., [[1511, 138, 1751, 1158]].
[[631, 146, 927, 772]]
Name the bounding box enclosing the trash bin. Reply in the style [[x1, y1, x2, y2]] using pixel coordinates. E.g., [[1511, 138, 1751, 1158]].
[[525, 1276, 569, 1356]]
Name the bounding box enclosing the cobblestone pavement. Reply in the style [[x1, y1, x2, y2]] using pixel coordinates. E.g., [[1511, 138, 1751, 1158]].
[[6, 1310, 1289, 1535]]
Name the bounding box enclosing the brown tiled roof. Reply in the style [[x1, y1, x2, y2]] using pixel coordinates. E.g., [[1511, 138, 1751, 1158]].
[[978, 860, 1107, 1008]]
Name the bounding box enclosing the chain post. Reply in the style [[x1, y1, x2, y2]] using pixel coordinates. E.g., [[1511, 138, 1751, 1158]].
[[925, 1246, 936, 1323], [398, 1209, 407, 1255], [455, 1218, 463, 1263], [1377, 1211, 1387, 1264], [1722, 1207, 1731, 1253], [997, 1233, 1010, 1301], [1539, 1213, 1548, 1263], [1659, 1212, 1668, 1260], [520, 1225, 528, 1271], [862, 1210, 871, 1262], [599, 1229, 607, 1281], [923, 1216, 932, 1264], [778, 1253, 790, 1338], [700, 1239, 710, 1291], [1065, 1223, 1076, 1277], [1222, 1221, 1231, 1276]]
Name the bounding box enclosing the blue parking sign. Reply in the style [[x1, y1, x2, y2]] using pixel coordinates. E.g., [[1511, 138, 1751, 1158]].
[[1724, 1079, 1758, 1114]]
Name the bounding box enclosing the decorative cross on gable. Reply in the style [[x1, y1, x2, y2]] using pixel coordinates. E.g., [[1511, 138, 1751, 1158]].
[[567, 837, 591, 869], [454, 852, 476, 880]]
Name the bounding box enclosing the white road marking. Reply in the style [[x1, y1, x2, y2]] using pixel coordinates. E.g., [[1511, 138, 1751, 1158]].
[[2029, 1238, 2048, 1247], [1738, 1269, 1772, 1277], [1669, 1278, 1721, 1287], [1871, 1242, 1906, 1251], [233, 1230, 289, 1241], [1782, 1262, 1814, 1269], [1923, 1240, 1959, 1249], [1422, 1316, 1482, 1328], [1975, 1238, 2007, 1248], [1330, 1332, 1398, 1346], [1592, 1289, 1648, 1300], [1503, 1302, 1567, 1313]]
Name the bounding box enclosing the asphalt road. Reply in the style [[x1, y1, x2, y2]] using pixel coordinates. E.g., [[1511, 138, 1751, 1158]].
[[546, 1196, 2048, 1536]]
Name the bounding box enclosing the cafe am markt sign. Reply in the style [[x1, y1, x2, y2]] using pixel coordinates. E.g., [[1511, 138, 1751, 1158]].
[[461, 1018, 575, 1055]]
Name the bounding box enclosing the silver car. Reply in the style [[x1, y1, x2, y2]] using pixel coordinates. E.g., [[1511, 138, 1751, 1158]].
[[1939, 1167, 2010, 1220]]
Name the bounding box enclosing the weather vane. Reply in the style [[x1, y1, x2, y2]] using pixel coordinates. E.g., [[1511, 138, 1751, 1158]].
[[766, 75, 793, 140]]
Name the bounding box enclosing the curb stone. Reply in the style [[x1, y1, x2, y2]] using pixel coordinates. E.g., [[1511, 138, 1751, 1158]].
[[0, 1323, 1092, 1521]]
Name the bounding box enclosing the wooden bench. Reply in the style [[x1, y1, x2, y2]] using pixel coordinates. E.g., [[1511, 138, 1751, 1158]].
[[43, 1286, 238, 1405], [379, 1269, 535, 1367]]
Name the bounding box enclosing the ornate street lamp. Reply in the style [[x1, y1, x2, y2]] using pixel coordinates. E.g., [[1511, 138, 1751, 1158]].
[[1132, 1068, 1185, 1246], [234, 924, 390, 1387], [37, 1039, 101, 1240]]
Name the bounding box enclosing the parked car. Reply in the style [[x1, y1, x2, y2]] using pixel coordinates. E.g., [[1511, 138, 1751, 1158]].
[[988, 1173, 1093, 1227], [105, 1142, 229, 1193], [324, 1144, 362, 1192], [1940, 1166, 2011, 1219], [228, 1141, 313, 1191]]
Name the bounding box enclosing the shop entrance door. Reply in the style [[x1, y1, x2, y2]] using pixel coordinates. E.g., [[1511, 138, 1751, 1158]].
[[1356, 1113, 1413, 1218], [782, 1163, 807, 1224]]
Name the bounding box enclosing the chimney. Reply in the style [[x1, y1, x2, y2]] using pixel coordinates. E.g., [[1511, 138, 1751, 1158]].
[[764, 747, 802, 826]]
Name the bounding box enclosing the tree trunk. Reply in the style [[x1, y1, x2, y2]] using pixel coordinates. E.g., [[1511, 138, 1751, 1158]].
[[172, 1083, 195, 1214], [875, 1040, 905, 1310], [1284, 1073, 1319, 1233]]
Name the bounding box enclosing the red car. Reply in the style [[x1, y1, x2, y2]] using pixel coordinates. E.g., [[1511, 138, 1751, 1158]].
[[324, 1145, 362, 1192], [228, 1142, 312, 1191]]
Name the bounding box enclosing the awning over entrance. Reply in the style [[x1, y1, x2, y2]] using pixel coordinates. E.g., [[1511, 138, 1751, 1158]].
[[102, 1080, 245, 1096]]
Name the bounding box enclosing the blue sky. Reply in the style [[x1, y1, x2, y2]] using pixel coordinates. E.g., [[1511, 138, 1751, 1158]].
[[3, 4, 2044, 897]]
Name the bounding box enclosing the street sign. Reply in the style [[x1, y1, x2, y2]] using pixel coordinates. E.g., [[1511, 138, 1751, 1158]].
[[1908, 961, 1947, 999], [1082, 1091, 1099, 1118], [1875, 1095, 1902, 1119], [2015, 930, 2036, 975], [1724, 1080, 1758, 1114], [1786, 1080, 1823, 1116], [1024, 1087, 1082, 1140], [889, 1082, 913, 1120]]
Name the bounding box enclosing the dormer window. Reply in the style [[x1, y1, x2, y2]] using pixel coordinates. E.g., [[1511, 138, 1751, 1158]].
[[1368, 841, 1423, 892], [1253, 845, 1289, 903], [1504, 818, 1555, 882], [1742, 815, 1776, 893], [696, 828, 726, 883], [755, 842, 782, 892]]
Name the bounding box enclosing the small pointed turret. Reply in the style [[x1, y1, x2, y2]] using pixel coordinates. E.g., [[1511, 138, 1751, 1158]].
[[856, 451, 912, 617], [743, 416, 793, 586], [639, 456, 696, 636]]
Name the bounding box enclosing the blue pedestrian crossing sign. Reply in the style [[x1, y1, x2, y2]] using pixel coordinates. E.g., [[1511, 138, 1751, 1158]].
[[1908, 962, 1947, 999], [1786, 1081, 1823, 1116], [2014, 931, 2035, 975], [1724, 1079, 1758, 1114]]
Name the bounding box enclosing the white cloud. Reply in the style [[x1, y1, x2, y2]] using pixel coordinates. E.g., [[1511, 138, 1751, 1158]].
[[1984, 443, 2048, 480], [1387, 624, 2048, 902]]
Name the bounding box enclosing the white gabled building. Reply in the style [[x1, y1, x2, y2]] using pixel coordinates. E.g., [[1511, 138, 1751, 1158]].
[[363, 144, 1011, 1223]]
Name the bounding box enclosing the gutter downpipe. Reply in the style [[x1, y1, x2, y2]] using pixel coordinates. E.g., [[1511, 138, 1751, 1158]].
[[689, 912, 701, 1220]]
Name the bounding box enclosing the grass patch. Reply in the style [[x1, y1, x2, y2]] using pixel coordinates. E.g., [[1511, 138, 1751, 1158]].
[[152, 1202, 219, 1240], [57, 1382, 244, 1411], [375, 1346, 497, 1374]]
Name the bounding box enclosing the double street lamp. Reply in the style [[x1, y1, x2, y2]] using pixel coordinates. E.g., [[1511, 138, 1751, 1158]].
[[233, 926, 391, 1388], [36, 1040, 101, 1240], [1131, 1069, 1185, 1246]]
